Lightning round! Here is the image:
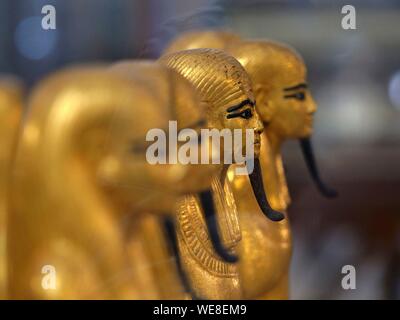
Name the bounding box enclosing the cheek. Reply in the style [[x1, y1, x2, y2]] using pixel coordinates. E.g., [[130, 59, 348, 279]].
[[210, 113, 226, 130], [219, 117, 237, 131], [288, 103, 312, 134], [236, 117, 258, 131], [270, 101, 301, 135], [255, 106, 269, 123]]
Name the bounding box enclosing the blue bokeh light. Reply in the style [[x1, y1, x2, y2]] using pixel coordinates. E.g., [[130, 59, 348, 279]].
[[14, 16, 58, 60], [388, 70, 400, 111]]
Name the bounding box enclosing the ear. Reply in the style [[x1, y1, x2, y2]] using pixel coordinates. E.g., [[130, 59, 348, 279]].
[[254, 84, 273, 123]]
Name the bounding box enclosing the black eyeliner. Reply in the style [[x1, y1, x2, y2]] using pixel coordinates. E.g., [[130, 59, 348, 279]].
[[284, 92, 305, 100], [226, 108, 252, 119], [226, 99, 254, 113], [284, 83, 308, 91]]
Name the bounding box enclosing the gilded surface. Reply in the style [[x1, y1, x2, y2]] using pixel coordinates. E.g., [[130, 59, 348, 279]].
[[7, 64, 219, 299], [3, 31, 320, 299], [160, 48, 264, 299], [177, 176, 241, 277], [164, 31, 317, 299], [0, 77, 23, 299], [176, 180, 242, 299]]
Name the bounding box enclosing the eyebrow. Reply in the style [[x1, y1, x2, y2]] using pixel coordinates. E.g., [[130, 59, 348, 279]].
[[283, 83, 308, 91], [226, 99, 255, 113]]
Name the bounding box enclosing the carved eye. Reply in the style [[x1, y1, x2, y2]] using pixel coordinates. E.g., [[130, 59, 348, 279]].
[[284, 92, 306, 101], [295, 92, 305, 100], [226, 108, 253, 120], [241, 108, 253, 119]]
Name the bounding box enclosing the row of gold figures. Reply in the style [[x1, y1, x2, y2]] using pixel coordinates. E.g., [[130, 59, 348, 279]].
[[0, 30, 336, 299]]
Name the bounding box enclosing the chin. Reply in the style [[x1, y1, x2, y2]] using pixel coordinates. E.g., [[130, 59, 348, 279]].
[[298, 126, 313, 138], [253, 143, 261, 158]]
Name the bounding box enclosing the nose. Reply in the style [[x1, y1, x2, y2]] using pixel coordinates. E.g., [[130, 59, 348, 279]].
[[308, 95, 317, 114], [252, 110, 264, 134]]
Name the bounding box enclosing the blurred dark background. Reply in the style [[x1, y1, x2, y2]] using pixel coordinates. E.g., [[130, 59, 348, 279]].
[[0, 0, 399, 299]]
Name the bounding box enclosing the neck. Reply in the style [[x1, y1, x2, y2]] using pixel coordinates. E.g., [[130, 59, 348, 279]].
[[265, 129, 282, 155], [260, 129, 290, 211]]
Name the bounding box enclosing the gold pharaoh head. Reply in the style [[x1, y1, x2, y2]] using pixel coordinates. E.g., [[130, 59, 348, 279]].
[[227, 40, 316, 139], [227, 41, 335, 197], [160, 48, 284, 223], [159, 48, 264, 158]]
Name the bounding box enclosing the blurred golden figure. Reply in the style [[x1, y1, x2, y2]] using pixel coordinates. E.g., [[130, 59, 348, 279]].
[[0, 77, 23, 299], [7, 65, 220, 299], [164, 30, 336, 299], [160, 48, 284, 299], [109, 60, 223, 299]]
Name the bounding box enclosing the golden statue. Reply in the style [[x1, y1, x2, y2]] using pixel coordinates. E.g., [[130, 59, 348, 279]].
[[0, 77, 23, 299], [159, 48, 283, 299], [7, 64, 220, 299], [163, 30, 337, 299]]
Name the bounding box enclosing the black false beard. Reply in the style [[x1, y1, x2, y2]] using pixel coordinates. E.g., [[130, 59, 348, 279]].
[[163, 216, 201, 300], [248, 158, 285, 222], [199, 189, 238, 263], [299, 137, 338, 198]]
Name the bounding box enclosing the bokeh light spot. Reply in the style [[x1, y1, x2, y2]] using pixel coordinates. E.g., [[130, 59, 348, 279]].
[[388, 70, 400, 111], [14, 16, 58, 60]]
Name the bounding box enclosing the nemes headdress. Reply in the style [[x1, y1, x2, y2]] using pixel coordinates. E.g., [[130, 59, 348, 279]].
[[159, 48, 254, 111]]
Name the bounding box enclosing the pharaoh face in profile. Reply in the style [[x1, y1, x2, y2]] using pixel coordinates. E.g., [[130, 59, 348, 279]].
[[159, 48, 264, 162], [230, 40, 316, 140], [229, 40, 336, 197], [163, 32, 336, 198]]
